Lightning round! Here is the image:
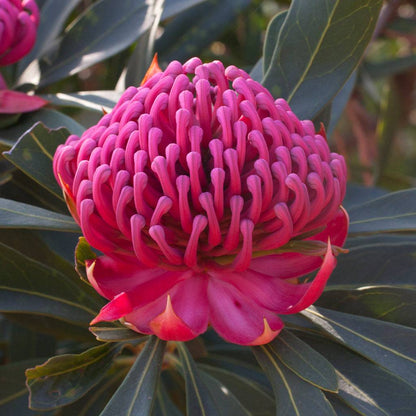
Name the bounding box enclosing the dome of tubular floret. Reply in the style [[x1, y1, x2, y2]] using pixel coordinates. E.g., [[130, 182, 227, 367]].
[[53, 58, 349, 346]]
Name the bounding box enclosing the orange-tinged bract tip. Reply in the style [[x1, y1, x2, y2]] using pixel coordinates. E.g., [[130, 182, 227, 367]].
[[140, 54, 162, 86], [54, 57, 349, 345]]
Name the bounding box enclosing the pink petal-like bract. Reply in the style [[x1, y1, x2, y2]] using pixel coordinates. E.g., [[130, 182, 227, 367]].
[[54, 58, 349, 345], [0, 0, 40, 66], [0, 89, 47, 113]]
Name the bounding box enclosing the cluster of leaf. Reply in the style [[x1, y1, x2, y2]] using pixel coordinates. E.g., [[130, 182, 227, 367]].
[[0, 0, 416, 415]]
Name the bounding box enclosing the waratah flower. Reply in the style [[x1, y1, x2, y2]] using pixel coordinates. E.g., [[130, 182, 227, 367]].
[[54, 58, 349, 345], [0, 0, 40, 66]]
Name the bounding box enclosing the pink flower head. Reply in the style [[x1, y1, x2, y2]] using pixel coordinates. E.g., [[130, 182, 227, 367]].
[[0, 0, 40, 66], [53, 58, 349, 345]]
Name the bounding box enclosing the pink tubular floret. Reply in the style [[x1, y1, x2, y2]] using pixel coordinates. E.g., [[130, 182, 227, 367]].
[[54, 58, 349, 345]]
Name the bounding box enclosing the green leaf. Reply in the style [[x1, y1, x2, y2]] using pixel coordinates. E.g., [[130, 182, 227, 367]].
[[0, 240, 103, 325], [39, 0, 158, 86], [90, 325, 147, 343], [301, 333, 416, 416], [343, 184, 387, 210], [328, 237, 416, 287], [153, 381, 183, 416], [268, 329, 338, 392], [317, 286, 416, 328], [75, 237, 97, 283], [26, 343, 122, 410], [177, 342, 221, 416], [365, 54, 416, 79], [253, 344, 336, 416], [263, 11, 287, 75], [0, 359, 49, 416], [0, 198, 79, 232], [0, 109, 85, 146], [161, 0, 208, 19], [100, 336, 166, 416], [41, 91, 122, 113], [302, 306, 416, 388], [198, 364, 275, 415], [262, 0, 383, 119], [3, 122, 71, 199], [348, 188, 416, 234], [325, 395, 362, 416]]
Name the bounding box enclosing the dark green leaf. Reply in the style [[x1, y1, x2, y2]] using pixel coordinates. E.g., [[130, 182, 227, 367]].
[[161, 0, 208, 19], [365, 54, 416, 79], [0, 198, 79, 232], [26, 343, 122, 410], [0, 240, 103, 325], [3, 123, 70, 199], [302, 306, 416, 388], [253, 344, 336, 416], [301, 333, 416, 416], [100, 336, 166, 416], [39, 0, 157, 86], [198, 371, 252, 416], [268, 329, 338, 392], [90, 325, 147, 343], [177, 342, 221, 416], [348, 188, 416, 234], [342, 184, 387, 210], [328, 238, 416, 287], [0, 359, 49, 416], [263, 11, 287, 75], [317, 286, 416, 328], [41, 91, 122, 113], [153, 382, 183, 416], [325, 395, 361, 416], [198, 364, 275, 415], [262, 0, 383, 119], [0, 109, 85, 146]]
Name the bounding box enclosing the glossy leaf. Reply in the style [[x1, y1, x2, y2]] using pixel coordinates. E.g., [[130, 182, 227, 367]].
[[100, 336, 166, 416], [90, 325, 147, 343], [3, 123, 70, 198], [348, 188, 416, 234], [198, 364, 275, 415], [303, 306, 416, 388], [39, 0, 158, 86], [268, 329, 338, 392], [42, 91, 122, 113], [328, 237, 416, 287], [262, 0, 383, 119], [0, 241, 102, 325], [317, 286, 416, 328], [302, 333, 416, 416], [0, 198, 79, 232], [26, 343, 122, 410], [0, 359, 48, 416], [177, 342, 221, 416], [253, 344, 336, 416]]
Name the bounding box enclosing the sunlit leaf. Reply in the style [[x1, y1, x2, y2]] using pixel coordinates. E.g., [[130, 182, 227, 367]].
[[262, 0, 383, 119], [253, 344, 336, 416], [100, 336, 166, 416], [3, 123, 71, 198], [26, 343, 122, 410], [303, 306, 416, 388], [0, 198, 79, 232]]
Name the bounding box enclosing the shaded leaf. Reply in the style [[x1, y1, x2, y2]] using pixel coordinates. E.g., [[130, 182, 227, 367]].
[[317, 286, 416, 328], [262, 0, 383, 119], [100, 336, 166, 416], [161, 0, 208, 19], [3, 122, 70, 198], [177, 342, 220, 416], [39, 0, 158, 86], [0, 198, 79, 232], [26, 343, 122, 410], [90, 325, 147, 343], [253, 344, 336, 416], [268, 329, 338, 392], [342, 184, 387, 210], [303, 306, 416, 388], [153, 381, 183, 416], [365, 54, 416, 79], [263, 11, 287, 75], [325, 395, 362, 416], [348, 188, 416, 234], [301, 333, 416, 416]]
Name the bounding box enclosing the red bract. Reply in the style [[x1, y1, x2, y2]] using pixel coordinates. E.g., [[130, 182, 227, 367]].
[[0, 0, 39, 66], [54, 58, 349, 345]]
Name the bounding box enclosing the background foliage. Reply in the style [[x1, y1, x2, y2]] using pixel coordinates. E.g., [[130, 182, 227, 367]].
[[0, 0, 415, 415]]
